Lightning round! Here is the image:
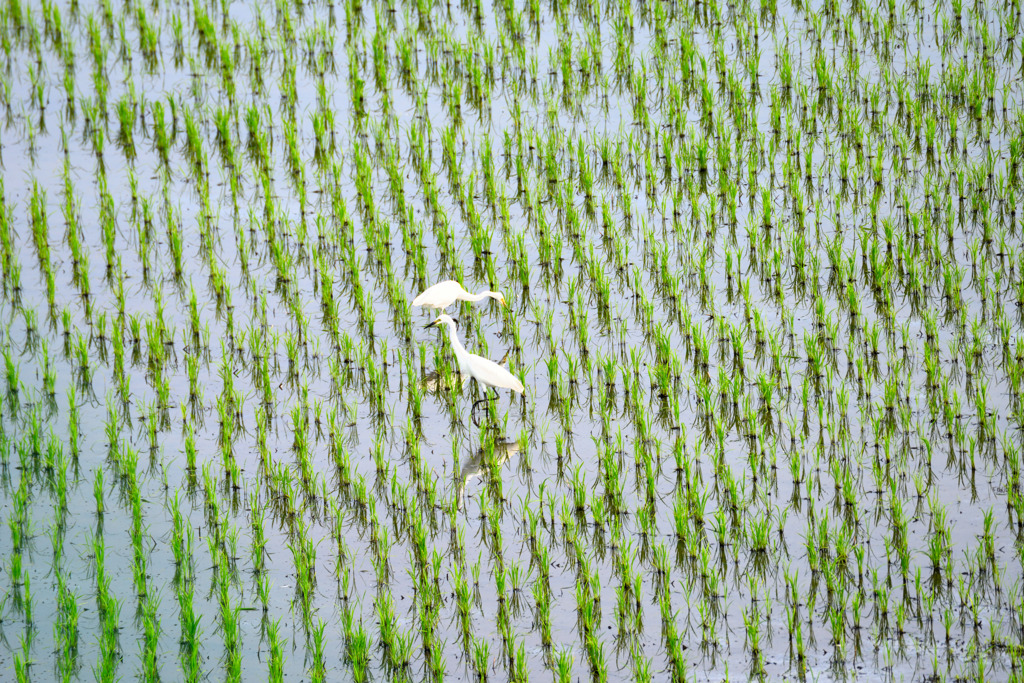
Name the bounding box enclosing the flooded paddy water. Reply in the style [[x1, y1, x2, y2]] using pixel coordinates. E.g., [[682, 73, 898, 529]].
[[1, 0, 1023, 680]]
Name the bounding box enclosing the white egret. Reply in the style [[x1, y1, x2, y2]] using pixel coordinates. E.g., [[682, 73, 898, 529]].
[[413, 280, 506, 311], [421, 349, 511, 394], [426, 314, 524, 417]]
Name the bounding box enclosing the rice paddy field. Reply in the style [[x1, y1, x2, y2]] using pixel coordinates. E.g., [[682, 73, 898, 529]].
[[2, 0, 1024, 680]]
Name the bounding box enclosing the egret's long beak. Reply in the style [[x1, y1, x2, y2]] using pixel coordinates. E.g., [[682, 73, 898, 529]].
[[424, 320, 436, 329]]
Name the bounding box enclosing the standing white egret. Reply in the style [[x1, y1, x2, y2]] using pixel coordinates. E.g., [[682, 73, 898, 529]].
[[413, 280, 506, 311], [421, 349, 511, 394], [426, 314, 524, 417]]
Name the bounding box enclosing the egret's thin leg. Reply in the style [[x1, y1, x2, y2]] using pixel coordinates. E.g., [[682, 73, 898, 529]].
[[471, 390, 497, 425], [471, 397, 494, 411]]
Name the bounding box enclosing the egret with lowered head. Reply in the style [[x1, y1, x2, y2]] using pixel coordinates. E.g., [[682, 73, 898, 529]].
[[426, 314, 524, 418], [413, 280, 506, 311]]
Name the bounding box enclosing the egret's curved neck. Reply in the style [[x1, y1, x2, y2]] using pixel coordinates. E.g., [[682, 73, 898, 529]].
[[442, 320, 467, 358], [467, 290, 499, 303]]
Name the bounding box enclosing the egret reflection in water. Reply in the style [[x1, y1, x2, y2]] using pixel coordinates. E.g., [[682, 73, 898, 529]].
[[456, 437, 521, 510]]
